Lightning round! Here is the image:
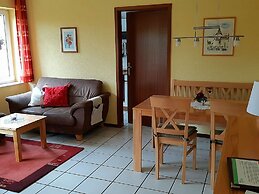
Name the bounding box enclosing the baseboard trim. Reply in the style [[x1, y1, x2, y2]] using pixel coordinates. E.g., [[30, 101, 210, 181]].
[[104, 123, 123, 128]]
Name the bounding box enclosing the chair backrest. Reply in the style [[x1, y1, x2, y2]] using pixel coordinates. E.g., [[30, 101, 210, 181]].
[[210, 99, 248, 141], [150, 95, 192, 138]]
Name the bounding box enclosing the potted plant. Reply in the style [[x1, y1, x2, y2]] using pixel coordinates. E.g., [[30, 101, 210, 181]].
[[194, 91, 207, 105]]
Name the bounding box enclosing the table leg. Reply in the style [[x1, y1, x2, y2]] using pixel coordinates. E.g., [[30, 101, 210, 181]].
[[40, 119, 47, 148], [133, 109, 142, 172], [13, 131, 22, 162]]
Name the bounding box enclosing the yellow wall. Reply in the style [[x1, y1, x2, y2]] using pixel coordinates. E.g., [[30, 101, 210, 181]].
[[0, 0, 14, 8], [172, 0, 259, 82], [0, 84, 28, 114], [1, 0, 259, 123]]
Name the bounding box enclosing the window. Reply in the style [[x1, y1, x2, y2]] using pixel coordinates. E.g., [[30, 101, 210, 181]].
[[0, 9, 14, 84]]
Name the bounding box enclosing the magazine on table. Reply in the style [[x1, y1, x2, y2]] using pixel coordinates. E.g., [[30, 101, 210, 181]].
[[227, 157, 259, 192]]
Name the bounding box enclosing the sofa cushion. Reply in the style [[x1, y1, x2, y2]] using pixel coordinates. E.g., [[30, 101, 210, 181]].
[[43, 85, 70, 107], [43, 107, 75, 126], [21, 107, 53, 115], [36, 77, 103, 105], [28, 87, 44, 106]]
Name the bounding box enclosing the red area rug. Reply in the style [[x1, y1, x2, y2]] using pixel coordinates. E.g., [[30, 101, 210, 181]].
[[0, 137, 83, 192]]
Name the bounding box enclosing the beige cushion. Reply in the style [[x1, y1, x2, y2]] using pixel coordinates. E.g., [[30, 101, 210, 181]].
[[28, 87, 44, 106]]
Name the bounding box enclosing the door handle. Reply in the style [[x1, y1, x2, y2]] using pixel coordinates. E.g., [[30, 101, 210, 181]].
[[127, 62, 133, 76]]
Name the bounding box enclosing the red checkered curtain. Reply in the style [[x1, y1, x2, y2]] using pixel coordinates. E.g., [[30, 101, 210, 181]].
[[15, 0, 34, 82]]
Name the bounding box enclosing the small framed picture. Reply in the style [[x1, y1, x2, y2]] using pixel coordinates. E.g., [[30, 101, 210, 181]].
[[202, 17, 236, 56], [60, 27, 78, 53]]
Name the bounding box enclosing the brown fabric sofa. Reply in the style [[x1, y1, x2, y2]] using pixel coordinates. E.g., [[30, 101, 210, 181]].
[[6, 77, 110, 140]]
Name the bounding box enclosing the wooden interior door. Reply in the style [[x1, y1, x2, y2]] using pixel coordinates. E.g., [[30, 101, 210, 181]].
[[127, 8, 171, 124]]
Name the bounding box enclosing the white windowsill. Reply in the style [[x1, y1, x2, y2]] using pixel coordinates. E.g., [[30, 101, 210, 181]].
[[0, 81, 24, 88]]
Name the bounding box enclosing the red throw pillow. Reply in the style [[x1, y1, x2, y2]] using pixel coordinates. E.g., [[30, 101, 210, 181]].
[[43, 85, 70, 107]]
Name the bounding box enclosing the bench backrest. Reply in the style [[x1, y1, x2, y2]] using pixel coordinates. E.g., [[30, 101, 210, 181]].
[[171, 79, 253, 101]]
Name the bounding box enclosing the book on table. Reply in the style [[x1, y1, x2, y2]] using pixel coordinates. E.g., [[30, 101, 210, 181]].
[[227, 157, 259, 192]]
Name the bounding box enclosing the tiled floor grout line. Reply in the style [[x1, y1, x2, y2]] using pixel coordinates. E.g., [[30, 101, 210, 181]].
[[167, 166, 182, 194], [99, 137, 153, 194], [137, 161, 155, 191], [35, 128, 125, 194], [202, 171, 209, 194], [133, 139, 173, 194], [36, 183, 73, 194], [133, 164, 160, 194], [75, 127, 126, 161], [100, 160, 135, 194], [37, 171, 99, 194], [96, 132, 154, 193], [73, 133, 134, 193]]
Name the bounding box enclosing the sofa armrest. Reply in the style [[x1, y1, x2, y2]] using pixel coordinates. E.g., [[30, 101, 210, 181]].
[[99, 92, 110, 121], [69, 92, 110, 127], [69, 100, 93, 116], [69, 100, 93, 132], [5, 92, 31, 113], [70, 92, 110, 116]]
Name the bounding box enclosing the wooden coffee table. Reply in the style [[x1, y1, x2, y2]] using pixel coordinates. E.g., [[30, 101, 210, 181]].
[[0, 113, 47, 162]]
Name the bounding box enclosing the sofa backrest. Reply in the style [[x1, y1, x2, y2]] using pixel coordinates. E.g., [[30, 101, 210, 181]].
[[36, 77, 103, 105]]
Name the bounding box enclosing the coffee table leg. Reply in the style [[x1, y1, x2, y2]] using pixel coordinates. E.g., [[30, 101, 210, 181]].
[[13, 131, 22, 162], [40, 119, 47, 148]]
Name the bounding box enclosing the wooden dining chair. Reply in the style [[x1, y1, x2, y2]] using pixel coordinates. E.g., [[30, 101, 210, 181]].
[[150, 95, 197, 183], [210, 99, 247, 188]]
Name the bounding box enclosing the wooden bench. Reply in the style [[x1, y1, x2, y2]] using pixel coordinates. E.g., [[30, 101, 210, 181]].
[[171, 79, 253, 101], [171, 79, 253, 135]]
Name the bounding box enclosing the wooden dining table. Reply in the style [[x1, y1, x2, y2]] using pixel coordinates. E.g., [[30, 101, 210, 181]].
[[133, 97, 259, 193], [214, 115, 259, 194]]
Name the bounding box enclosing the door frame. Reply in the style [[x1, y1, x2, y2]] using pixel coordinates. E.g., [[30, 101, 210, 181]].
[[114, 4, 172, 127]]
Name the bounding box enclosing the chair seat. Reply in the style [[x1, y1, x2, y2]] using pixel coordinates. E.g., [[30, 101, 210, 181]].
[[215, 129, 224, 135], [215, 140, 223, 145], [213, 129, 224, 144], [157, 124, 197, 138]]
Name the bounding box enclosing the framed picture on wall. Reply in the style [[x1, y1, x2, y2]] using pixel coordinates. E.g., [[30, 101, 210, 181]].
[[202, 17, 236, 56], [60, 27, 78, 53]]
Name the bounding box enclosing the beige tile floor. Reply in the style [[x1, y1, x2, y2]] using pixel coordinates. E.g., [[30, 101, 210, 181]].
[[0, 124, 219, 194]]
